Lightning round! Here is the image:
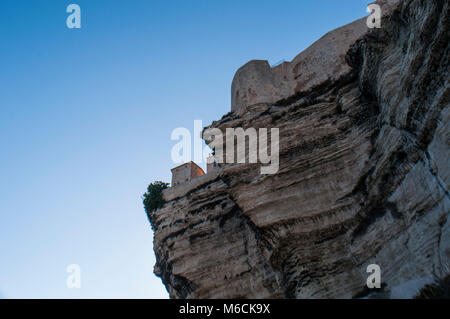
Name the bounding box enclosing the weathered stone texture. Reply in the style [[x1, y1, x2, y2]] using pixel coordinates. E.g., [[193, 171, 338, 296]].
[[151, 0, 449, 298]]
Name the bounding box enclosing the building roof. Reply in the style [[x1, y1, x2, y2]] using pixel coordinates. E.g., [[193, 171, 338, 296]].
[[170, 161, 204, 173]]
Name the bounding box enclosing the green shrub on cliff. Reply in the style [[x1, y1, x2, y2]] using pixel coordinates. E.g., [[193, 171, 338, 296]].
[[143, 181, 169, 221]]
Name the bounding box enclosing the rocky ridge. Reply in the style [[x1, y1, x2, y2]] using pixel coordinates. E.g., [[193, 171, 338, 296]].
[[150, 0, 449, 298]]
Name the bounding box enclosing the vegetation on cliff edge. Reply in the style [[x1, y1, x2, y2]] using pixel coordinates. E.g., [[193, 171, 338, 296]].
[[143, 181, 169, 227]]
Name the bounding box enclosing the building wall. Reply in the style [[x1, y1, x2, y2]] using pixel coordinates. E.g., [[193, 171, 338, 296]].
[[171, 163, 191, 186], [207, 161, 219, 174], [230, 17, 369, 115], [171, 162, 205, 187]]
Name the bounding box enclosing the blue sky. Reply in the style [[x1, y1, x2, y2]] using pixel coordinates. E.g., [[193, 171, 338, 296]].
[[0, 0, 367, 298]]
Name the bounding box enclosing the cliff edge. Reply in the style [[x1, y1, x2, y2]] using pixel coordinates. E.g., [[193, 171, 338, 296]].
[[150, 0, 449, 298]]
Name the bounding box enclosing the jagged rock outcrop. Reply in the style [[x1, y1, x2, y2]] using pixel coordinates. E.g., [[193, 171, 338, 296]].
[[150, 0, 449, 298]]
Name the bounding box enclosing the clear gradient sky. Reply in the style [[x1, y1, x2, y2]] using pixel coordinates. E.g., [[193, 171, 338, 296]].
[[0, 0, 368, 298]]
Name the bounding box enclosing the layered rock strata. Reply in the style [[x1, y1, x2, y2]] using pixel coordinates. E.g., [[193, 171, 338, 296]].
[[150, 0, 449, 298]]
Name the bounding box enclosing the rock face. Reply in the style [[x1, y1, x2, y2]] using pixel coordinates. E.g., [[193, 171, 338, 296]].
[[150, 0, 449, 299]]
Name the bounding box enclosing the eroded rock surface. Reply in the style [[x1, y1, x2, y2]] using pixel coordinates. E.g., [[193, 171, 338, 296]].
[[150, 0, 449, 298]]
